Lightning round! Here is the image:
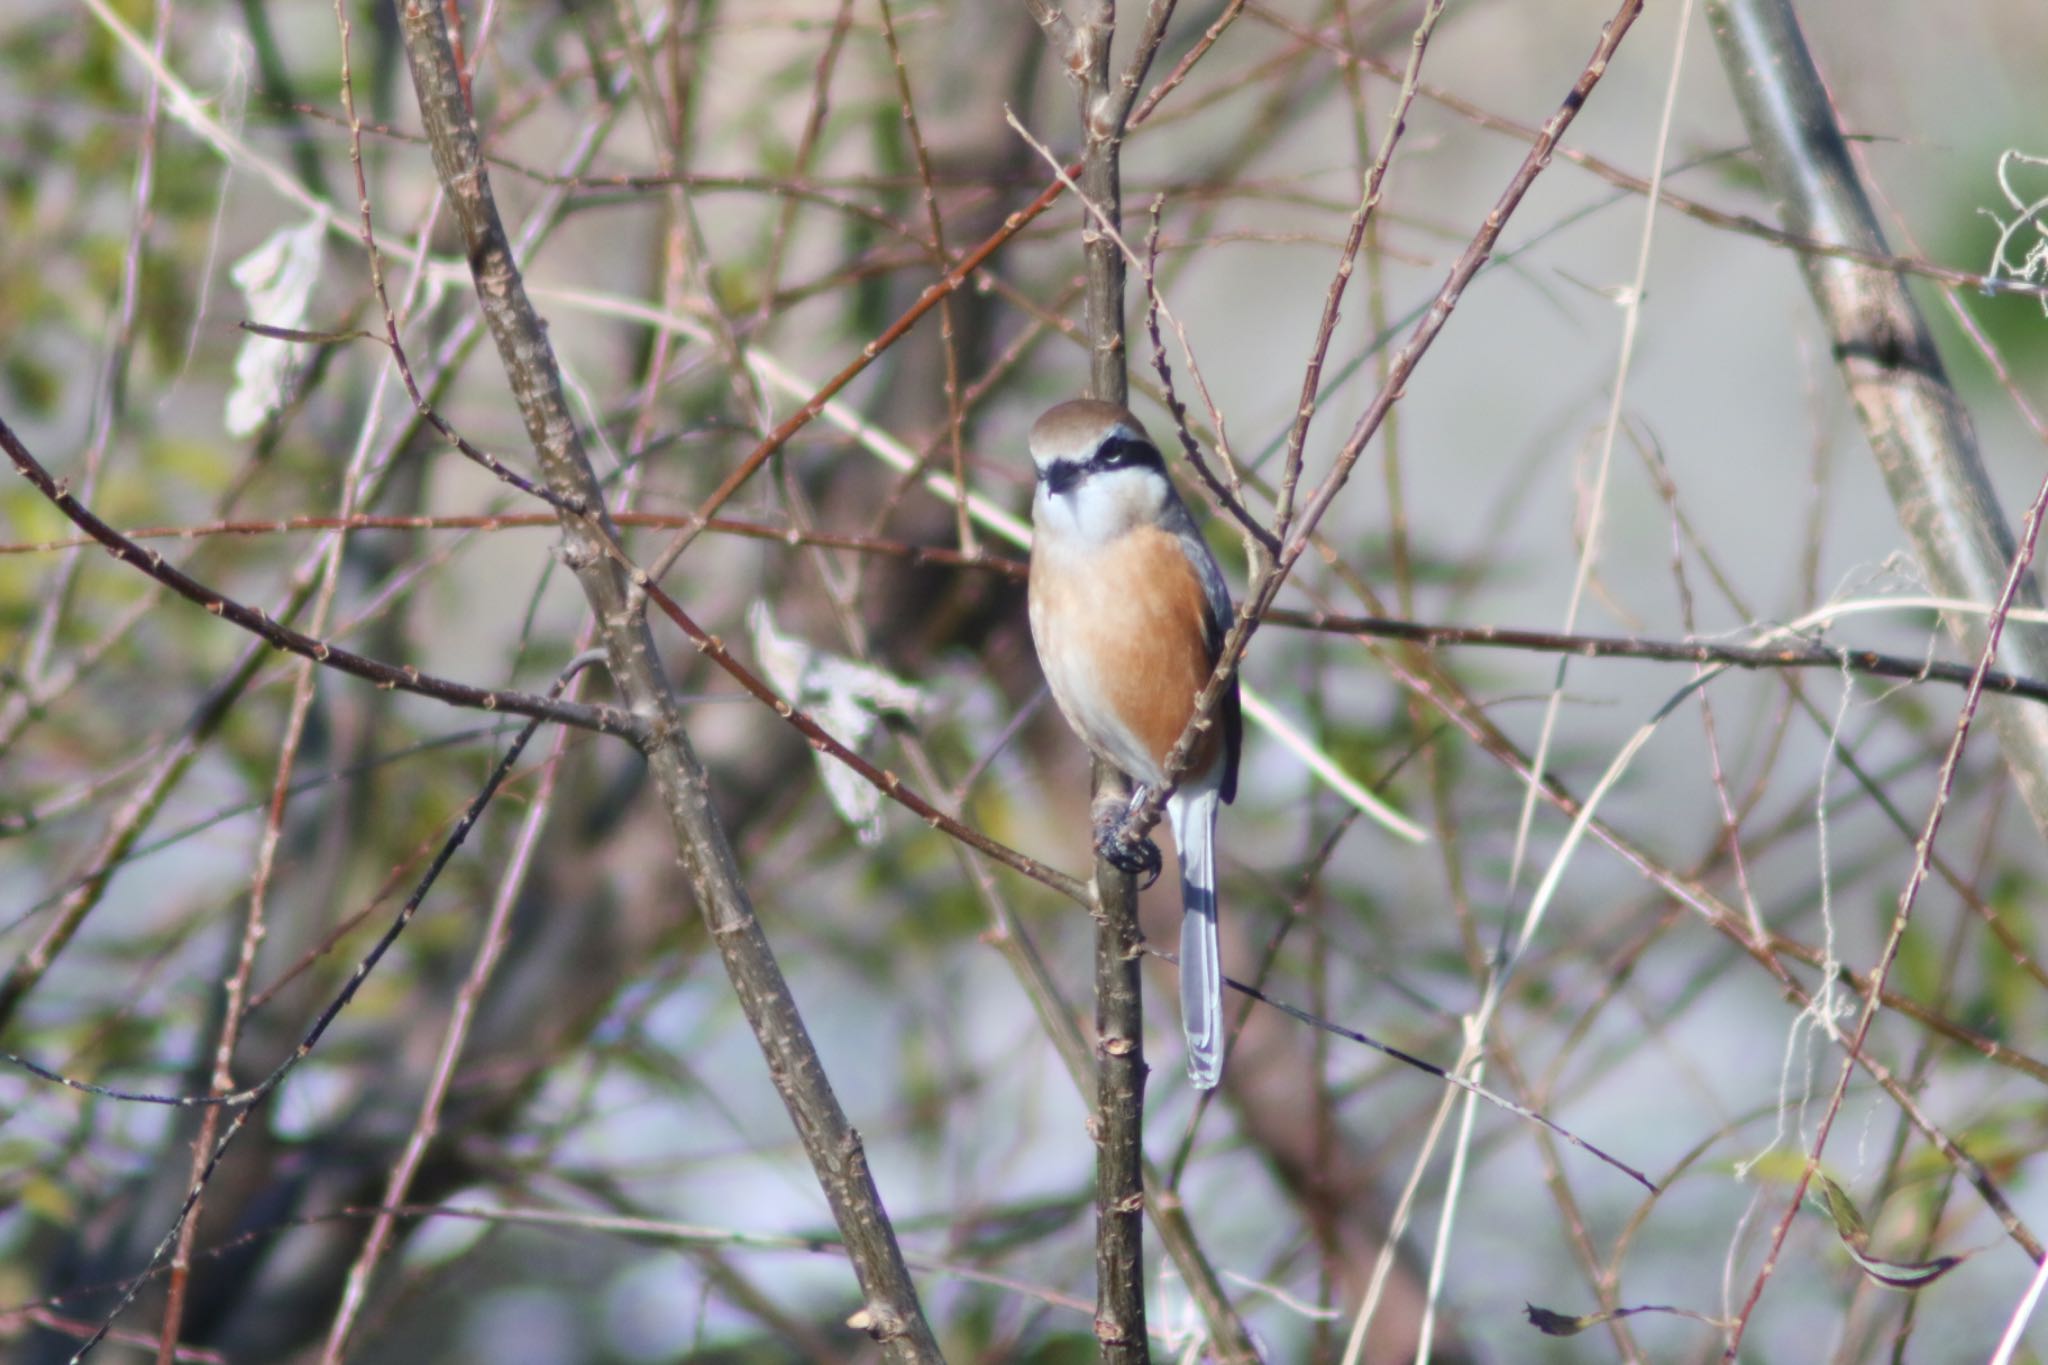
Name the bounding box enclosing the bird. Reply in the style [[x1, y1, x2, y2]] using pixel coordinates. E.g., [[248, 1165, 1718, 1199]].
[[1025, 398, 1243, 1088]]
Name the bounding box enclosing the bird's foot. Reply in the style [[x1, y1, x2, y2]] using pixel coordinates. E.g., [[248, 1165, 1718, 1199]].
[[1093, 809, 1162, 889]]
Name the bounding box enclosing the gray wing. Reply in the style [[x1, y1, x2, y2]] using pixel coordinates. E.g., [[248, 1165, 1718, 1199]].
[[1164, 492, 1244, 804]]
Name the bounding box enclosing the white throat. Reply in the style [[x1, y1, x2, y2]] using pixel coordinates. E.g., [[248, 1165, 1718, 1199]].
[[1032, 465, 1170, 549]]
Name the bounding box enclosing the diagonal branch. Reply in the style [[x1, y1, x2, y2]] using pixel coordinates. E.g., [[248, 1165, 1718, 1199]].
[[1706, 0, 2048, 1347], [1705, 0, 2048, 842], [0, 421, 639, 743], [391, 3, 942, 1358], [1121, 0, 1649, 861]]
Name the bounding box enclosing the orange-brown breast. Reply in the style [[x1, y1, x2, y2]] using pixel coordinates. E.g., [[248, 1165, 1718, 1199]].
[[1031, 525, 1222, 782]]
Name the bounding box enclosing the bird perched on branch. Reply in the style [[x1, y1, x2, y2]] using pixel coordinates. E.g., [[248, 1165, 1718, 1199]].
[[1025, 399, 1242, 1088]]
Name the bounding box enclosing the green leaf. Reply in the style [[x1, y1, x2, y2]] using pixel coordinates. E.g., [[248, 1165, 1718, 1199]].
[[1815, 1172, 1870, 1249], [1811, 1173, 1969, 1291]]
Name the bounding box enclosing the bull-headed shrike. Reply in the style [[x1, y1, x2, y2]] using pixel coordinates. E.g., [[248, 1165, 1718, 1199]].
[[1026, 399, 1242, 1089]]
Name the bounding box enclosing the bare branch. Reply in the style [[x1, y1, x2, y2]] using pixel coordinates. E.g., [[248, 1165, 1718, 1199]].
[[391, 4, 942, 1357], [1706, 0, 2048, 842]]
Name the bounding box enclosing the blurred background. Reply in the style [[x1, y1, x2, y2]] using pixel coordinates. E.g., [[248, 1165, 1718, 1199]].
[[4, 0, 2048, 1359]]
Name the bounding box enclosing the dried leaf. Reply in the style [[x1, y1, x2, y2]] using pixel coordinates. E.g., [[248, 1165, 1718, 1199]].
[[1526, 1302, 1727, 1337], [225, 218, 326, 436], [749, 604, 930, 846], [1526, 1304, 1596, 1337]]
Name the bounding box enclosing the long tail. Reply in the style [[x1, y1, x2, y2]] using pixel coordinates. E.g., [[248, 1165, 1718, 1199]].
[[1168, 788, 1223, 1089]]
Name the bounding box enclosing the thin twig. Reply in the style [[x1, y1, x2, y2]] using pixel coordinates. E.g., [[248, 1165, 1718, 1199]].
[[392, 5, 942, 1353], [58, 654, 599, 1363], [1705, 0, 2048, 845], [0, 425, 638, 740], [1248, 3, 2048, 301], [878, 0, 975, 555], [1272, 0, 1445, 554], [319, 649, 587, 1361], [1118, 0, 1651, 865]]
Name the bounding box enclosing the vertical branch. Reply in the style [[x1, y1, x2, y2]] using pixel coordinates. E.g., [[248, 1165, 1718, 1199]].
[[391, 4, 941, 1359], [1075, 0, 1174, 407], [1061, 3, 1174, 1361], [1089, 736, 1150, 1365], [1079, 1, 1149, 1348], [1704, 0, 2048, 841], [1077, 2, 1127, 408]]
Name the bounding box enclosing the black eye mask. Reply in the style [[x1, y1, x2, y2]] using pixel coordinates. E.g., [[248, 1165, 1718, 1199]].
[[1039, 433, 1164, 494]]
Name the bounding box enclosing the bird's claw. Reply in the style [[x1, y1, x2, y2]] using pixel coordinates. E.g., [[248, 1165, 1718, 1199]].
[[1094, 815, 1163, 889]]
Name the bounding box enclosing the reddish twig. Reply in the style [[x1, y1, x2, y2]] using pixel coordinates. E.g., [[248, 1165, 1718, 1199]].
[[0, 422, 639, 741]]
